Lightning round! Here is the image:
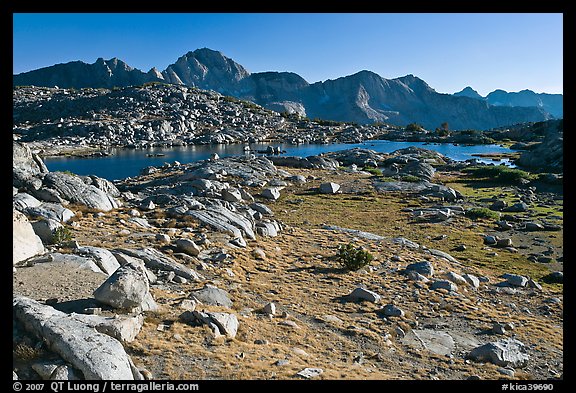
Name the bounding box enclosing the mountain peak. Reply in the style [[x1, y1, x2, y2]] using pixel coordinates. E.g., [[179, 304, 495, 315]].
[[162, 47, 249, 92], [395, 74, 434, 93], [453, 86, 484, 99]]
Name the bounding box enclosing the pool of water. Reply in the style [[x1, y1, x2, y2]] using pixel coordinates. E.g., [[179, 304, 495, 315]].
[[43, 140, 515, 181]]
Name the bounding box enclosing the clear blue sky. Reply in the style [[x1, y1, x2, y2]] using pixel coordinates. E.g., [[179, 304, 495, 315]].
[[13, 13, 563, 96]]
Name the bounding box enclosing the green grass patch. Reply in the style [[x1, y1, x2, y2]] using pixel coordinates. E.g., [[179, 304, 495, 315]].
[[362, 167, 382, 176], [401, 175, 421, 183]]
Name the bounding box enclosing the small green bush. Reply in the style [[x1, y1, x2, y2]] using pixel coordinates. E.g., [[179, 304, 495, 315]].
[[465, 208, 500, 220], [52, 226, 73, 244], [336, 243, 373, 271]]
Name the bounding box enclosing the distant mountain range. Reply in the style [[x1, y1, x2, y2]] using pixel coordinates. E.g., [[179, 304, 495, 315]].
[[453, 86, 562, 118], [13, 48, 562, 130]]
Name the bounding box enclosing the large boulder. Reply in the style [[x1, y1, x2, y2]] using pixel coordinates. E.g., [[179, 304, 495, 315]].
[[404, 261, 434, 277], [42, 172, 120, 211], [13, 296, 138, 380], [93, 262, 155, 310], [31, 218, 63, 244], [190, 284, 233, 308], [399, 161, 435, 181], [319, 182, 341, 194], [13, 210, 44, 264], [467, 338, 530, 368]]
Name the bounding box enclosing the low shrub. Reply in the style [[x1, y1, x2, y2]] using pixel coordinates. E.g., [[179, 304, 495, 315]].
[[52, 226, 73, 244], [464, 165, 531, 184], [465, 207, 500, 220], [335, 243, 373, 271]]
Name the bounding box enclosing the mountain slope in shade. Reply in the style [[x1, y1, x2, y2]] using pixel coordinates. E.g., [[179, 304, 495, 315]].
[[13, 58, 163, 89], [13, 48, 558, 130], [485, 89, 563, 118], [452, 87, 563, 119], [299, 72, 551, 130]]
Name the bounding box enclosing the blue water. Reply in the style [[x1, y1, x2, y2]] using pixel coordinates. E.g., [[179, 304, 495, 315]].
[[43, 140, 515, 181]]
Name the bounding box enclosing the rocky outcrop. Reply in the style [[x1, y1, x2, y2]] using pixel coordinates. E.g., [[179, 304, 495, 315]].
[[13, 141, 48, 190], [515, 120, 563, 173], [42, 172, 121, 211], [13, 141, 121, 214], [13, 296, 138, 379]]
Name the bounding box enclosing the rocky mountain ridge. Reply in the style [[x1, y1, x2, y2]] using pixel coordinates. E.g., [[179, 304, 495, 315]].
[[14, 48, 559, 130], [454, 86, 562, 118]]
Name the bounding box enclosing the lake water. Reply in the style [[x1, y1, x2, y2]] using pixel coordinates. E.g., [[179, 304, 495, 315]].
[[43, 140, 515, 181]]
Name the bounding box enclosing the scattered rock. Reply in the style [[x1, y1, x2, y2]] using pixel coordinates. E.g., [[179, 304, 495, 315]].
[[484, 235, 498, 245], [527, 279, 543, 290], [155, 234, 171, 244], [175, 238, 202, 256], [405, 261, 434, 277], [467, 338, 530, 368], [463, 273, 480, 289], [75, 246, 121, 276], [445, 272, 467, 286], [279, 320, 300, 328], [252, 248, 267, 260], [221, 188, 243, 203], [402, 329, 455, 356], [406, 270, 430, 283], [190, 284, 233, 308], [431, 280, 458, 292], [346, 287, 381, 303], [503, 274, 528, 287], [543, 271, 563, 284], [492, 323, 508, 335], [186, 311, 239, 339], [261, 187, 281, 201], [42, 172, 120, 211], [319, 182, 340, 194], [296, 368, 323, 379], [503, 202, 529, 212], [496, 238, 514, 248], [262, 302, 276, 315], [381, 304, 405, 317], [249, 202, 274, 216], [115, 248, 203, 282]]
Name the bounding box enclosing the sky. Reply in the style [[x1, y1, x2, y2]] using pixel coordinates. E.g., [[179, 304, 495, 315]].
[[12, 13, 563, 96]]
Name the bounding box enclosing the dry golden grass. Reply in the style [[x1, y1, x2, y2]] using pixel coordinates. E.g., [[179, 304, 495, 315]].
[[41, 166, 562, 380]]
